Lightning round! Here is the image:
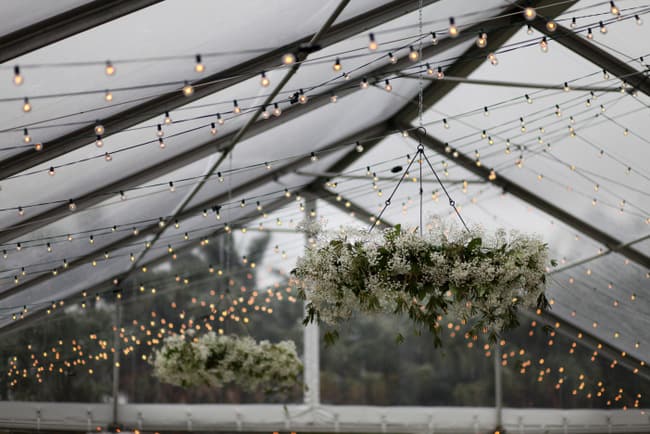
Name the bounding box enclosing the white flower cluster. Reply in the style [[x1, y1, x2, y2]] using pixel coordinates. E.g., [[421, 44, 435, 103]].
[[151, 332, 302, 393], [293, 220, 550, 339]]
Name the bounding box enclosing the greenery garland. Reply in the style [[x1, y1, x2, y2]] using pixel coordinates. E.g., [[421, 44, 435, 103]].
[[151, 332, 303, 393], [293, 221, 553, 345]]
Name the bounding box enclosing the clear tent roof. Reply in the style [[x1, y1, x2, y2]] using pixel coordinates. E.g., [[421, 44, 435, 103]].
[[0, 0, 649, 415]]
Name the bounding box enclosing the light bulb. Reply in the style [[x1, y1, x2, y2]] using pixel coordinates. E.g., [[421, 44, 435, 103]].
[[360, 78, 369, 89], [273, 103, 282, 116], [384, 79, 392, 92], [120, 190, 127, 200], [18, 206, 24, 216], [570, 17, 577, 28], [164, 111, 172, 124], [195, 54, 204, 73], [233, 100, 241, 114], [476, 32, 487, 48], [523, 7, 536, 21], [563, 82, 570, 92], [603, 69, 610, 80], [13, 65, 23, 85], [95, 135, 103, 147], [426, 63, 434, 75], [94, 122, 105, 135], [298, 89, 308, 104], [368, 33, 378, 50], [483, 106, 489, 116], [635, 14, 643, 25], [23, 128, 30, 143], [436, 66, 444, 79], [105, 152, 112, 161], [587, 28, 593, 39], [105, 61, 115, 76], [599, 21, 607, 34], [182, 81, 194, 96], [217, 113, 224, 125], [527, 24, 533, 35], [156, 124, 164, 137], [525, 94, 532, 104], [104, 90, 113, 102], [282, 53, 296, 65], [158, 137, 165, 149], [408, 46, 419, 61], [443, 118, 449, 129], [546, 21, 557, 32], [487, 52, 498, 65], [448, 17, 459, 37], [610, 1, 619, 15], [260, 71, 270, 87], [431, 32, 438, 45], [388, 52, 397, 64], [329, 93, 338, 103], [34, 143, 43, 151], [540, 37, 548, 52], [68, 199, 76, 211], [22, 97, 31, 112]]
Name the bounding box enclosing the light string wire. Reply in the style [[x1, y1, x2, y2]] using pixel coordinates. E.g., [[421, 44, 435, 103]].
[[1, 5, 647, 140]]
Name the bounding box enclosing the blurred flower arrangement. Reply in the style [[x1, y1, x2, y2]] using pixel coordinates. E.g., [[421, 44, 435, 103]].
[[151, 332, 302, 393]]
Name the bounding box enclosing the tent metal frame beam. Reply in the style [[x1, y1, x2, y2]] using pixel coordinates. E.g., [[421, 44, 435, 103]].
[[533, 20, 650, 97], [1, 402, 648, 433], [0, 0, 163, 63], [316, 186, 650, 381], [395, 125, 650, 270], [0, 0, 440, 181]]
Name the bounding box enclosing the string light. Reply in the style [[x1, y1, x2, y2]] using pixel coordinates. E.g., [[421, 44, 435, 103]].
[[546, 20, 558, 32], [570, 17, 577, 28], [22, 128, 31, 144], [233, 100, 241, 114], [525, 94, 533, 104], [17, 206, 24, 216], [298, 89, 308, 104], [273, 103, 282, 116], [95, 135, 103, 147], [158, 137, 165, 148], [164, 111, 172, 125], [194, 54, 204, 73], [436, 66, 444, 79], [22, 97, 31, 112], [599, 21, 608, 33], [104, 152, 112, 162], [68, 199, 76, 211], [332, 58, 342, 71], [210, 122, 218, 134], [34, 143, 43, 151], [182, 81, 194, 96], [217, 113, 224, 125], [104, 90, 113, 102], [476, 32, 487, 48], [408, 46, 419, 61], [260, 71, 270, 87], [360, 78, 369, 89], [368, 33, 378, 50], [587, 28, 594, 39], [329, 93, 337, 103], [282, 53, 296, 65], [384, 79, 392, 92], [169, 181, 175, 192], [13, 66, 23, 85], [448, 17, 459, 37], [487, 52, 498, 65], [388, 52, 397, 64], [105, 61, 115, 76], [523, 6, 536, 21], [48, 166, 55, 176], [431, 31, 438, 45], [527, 24, 533, 35], [540, 37, 548, 52], [635, 14, 643, 25], [610, 1, 620, 16], [563, 82, 570, 92]]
